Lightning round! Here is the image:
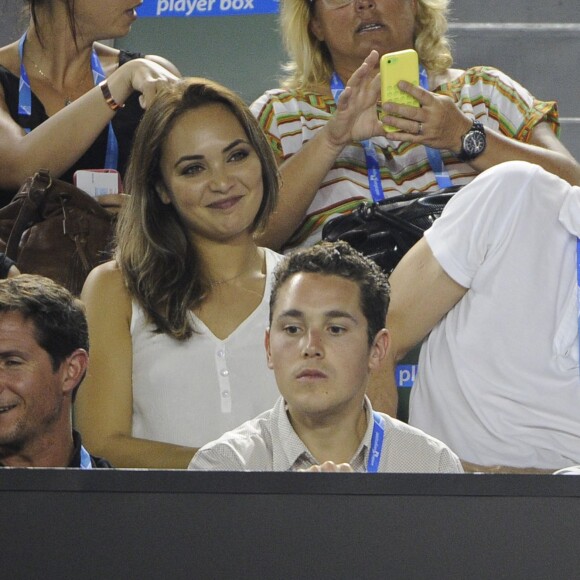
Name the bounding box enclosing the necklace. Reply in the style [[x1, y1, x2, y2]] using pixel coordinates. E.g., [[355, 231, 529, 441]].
[[27, 55, 84, 106], [208, 250, 262, 288], [209, 266, 254, 287]]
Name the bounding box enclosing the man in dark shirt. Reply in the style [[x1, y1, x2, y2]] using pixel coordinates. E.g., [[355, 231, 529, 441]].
[[0, 275, 110, 468]]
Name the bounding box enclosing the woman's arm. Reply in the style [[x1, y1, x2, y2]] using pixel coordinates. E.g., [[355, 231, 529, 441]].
[[74, 261, 197, 468], [256, 51, 385, 250], [0, 57, 179, 191], [382, 83, 580, 186], [466, 122, 580, 186]]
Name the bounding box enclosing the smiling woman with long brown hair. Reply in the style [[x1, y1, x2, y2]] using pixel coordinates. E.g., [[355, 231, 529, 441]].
[[75, 78, 282, 468]]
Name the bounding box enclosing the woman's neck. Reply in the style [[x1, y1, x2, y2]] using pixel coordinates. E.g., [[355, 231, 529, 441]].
[[195, 237, 264, 287], [24, 22, 94, 83], [24, 17, 93, 66]]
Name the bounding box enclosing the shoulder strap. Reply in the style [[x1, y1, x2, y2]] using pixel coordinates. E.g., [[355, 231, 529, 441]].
[[5, 170, 52, 260]]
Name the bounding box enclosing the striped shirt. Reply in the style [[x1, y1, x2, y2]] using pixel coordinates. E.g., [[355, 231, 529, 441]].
[[251, 66, 559, 250], [188, 396, 464, 473]]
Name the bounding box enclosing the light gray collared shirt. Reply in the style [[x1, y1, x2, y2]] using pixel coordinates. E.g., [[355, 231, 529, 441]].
[[189, 396, 463, 473]]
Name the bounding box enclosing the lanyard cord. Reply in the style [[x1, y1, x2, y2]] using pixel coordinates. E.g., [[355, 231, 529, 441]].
[[18, 32, 119, 170], [330, 66, 453, 199], [418, 65, 453, 188], [367, 411, 385, 473], [79, 445, 93, 470], [331, 72, 385, 202]]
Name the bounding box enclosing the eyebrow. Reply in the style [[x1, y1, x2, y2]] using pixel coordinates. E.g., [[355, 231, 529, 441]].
[[0, 350, 27, 358], [277, 309, 359, 324], [173, 138, 249, 168]]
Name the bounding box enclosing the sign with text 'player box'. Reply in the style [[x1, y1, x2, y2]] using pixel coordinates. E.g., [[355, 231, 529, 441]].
[[137, 0, 279, 17]]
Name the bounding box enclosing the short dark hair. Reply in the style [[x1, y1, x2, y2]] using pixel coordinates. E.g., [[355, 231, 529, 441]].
[[269, 241, 390, 346], [0, 275, 88, 392]]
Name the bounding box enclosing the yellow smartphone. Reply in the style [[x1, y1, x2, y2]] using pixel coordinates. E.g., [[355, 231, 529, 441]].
[[380, 49, 420, 133]]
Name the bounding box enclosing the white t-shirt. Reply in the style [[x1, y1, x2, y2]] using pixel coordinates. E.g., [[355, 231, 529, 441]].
[[130, 248, 283, 448], [410, 161, 580, 469]]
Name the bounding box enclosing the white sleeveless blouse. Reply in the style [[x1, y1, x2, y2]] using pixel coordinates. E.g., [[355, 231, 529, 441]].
[[130, 249, 283, 448]]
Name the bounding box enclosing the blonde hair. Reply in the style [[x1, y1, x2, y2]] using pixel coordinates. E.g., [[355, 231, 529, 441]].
[[116, 78, 279, 340], [280, 0, 453, 90]]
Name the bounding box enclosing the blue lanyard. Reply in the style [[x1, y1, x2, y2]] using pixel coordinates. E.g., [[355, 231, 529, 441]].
[[330, 68, 453, 198], [367, 411, 385, 473], [18, 32, 119, 170], [418, 65, 453, 188], [79, 445, 93, 470], [331, 72, 385, 202]]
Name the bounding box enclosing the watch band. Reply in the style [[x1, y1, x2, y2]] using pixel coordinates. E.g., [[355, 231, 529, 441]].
[[458, 121, 486, 162]]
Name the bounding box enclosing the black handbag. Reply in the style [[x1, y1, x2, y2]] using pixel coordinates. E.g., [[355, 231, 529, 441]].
[[322, 187, 460, 274], [0, 169, 115, 295]]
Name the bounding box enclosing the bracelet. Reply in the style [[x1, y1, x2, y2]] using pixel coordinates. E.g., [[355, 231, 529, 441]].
[[99, 80, 125, 111]]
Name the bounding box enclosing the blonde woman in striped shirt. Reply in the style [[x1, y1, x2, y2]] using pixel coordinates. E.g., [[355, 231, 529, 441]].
[[251, 0, 580, 252]]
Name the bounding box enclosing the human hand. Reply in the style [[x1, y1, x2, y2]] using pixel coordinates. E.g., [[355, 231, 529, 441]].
[[298, 461, 354, 473], [381, 82, 472, 153], [323, 51, 384, 150], [96, 193, 129, 216], [111, 58, 180, 111]]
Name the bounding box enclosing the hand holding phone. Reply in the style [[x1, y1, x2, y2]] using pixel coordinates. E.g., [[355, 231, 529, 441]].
[[380, 49, 420, 133]]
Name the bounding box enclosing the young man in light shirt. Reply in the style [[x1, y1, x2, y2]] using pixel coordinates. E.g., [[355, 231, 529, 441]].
[[189, 241, 462, 473]]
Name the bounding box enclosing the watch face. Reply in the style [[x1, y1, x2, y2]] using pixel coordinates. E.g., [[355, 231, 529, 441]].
[[464, 131, 486, 156]]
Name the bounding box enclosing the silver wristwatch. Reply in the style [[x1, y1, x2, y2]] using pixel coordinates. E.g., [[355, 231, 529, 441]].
[[458, 121, 486, 161]]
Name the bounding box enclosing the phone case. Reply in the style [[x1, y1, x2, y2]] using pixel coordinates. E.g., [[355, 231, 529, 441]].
[[380, 49, 420, 133], [73, 169, 122, 196]]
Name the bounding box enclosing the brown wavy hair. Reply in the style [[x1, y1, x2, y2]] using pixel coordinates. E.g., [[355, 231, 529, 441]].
[[116, 78, 279, 340]]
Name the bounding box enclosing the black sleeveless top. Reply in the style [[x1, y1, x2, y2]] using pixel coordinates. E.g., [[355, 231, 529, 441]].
[[0, 49, 145, 205]]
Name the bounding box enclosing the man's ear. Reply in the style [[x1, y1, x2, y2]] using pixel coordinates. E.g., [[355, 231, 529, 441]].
[[265, 328, 274, 370], [368, 329, 389, 371], [61, 349, 89, 396], [156, 181, 171, 205]]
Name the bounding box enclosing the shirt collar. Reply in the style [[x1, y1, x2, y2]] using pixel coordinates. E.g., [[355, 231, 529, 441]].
[[271, 397, 313, 471], [0, 430, 81, 468], [69, 430, 85, 468], [271, 396, 376, 472]]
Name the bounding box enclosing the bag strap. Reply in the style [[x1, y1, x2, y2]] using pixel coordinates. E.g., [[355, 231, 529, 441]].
[[362, 205, 427, 238], [5, 170, 52, 261], [358, 189, 458, 238]]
